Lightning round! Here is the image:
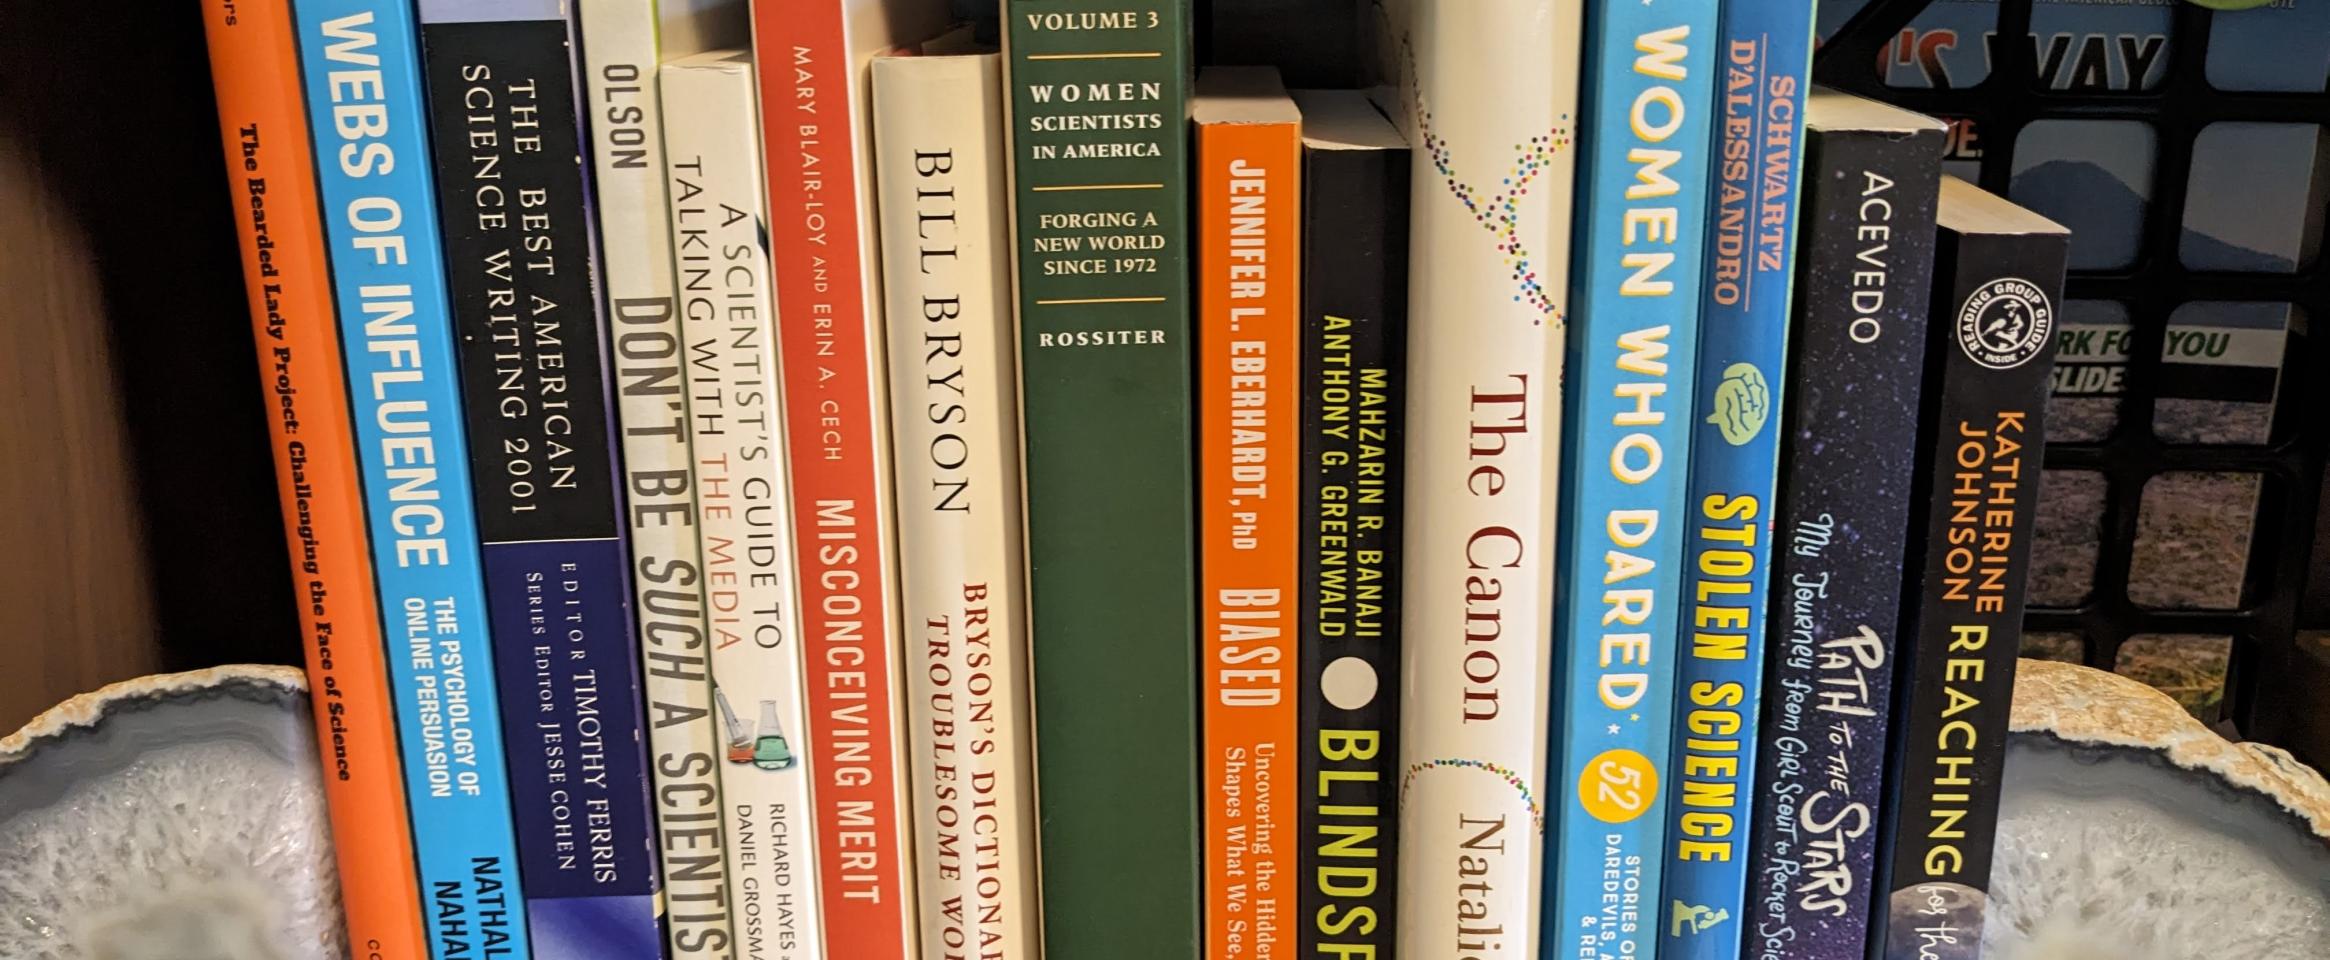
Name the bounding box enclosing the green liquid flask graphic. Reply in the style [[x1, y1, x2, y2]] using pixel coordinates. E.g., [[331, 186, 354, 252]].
[[753, 699, 796, 770]]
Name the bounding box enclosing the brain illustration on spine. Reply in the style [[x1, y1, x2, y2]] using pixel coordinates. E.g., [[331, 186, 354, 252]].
[[1707, 362, 1771, 445]]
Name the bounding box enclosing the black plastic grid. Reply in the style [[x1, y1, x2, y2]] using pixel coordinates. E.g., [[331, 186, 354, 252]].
[[1815, 0, 2330, 759]]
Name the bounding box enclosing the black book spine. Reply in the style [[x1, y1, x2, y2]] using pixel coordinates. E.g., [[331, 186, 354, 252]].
[[1743, 118, 1946, 960], [419, 12, 663, 951], [1296, 135, 1410, 959], [1873, 192, 2068, 960]]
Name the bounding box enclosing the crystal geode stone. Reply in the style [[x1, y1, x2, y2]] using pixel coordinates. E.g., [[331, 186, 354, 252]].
[[5, 660, 2324, 960], [1987, 659, 2330, 960], [0, 666, 340, 960]]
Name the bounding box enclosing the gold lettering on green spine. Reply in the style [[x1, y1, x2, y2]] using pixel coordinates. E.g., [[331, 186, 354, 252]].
[[1005, 3, 1199, 957]]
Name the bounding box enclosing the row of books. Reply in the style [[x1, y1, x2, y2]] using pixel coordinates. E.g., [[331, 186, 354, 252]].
[[200, 1, 2070, 960]]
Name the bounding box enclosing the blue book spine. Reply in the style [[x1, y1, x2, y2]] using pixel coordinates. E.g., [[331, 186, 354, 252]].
[[413, 2, 665, 956], [1545, 3, 1722, 959], [289, 3, 534, 959], [1656, 4, 1815, 959]]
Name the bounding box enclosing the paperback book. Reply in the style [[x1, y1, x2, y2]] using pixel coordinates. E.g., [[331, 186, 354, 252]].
[[1741, 91, 1948, 960], [1290, 86, 1410, 960], [1872, 176, 2068, 960], [1657, 3, 1815, 958], [577, 0, 737, 954], [416, 4, 662, 952], [1193, 65, 1304, 960], [287, 0, 533, 955], [1381, 4, 1578, 959], [749, 4, 951, 949], [660, 50, 827, 960], [201, 0, 428, 951], [1547, 3, 1721, 958], [871, 49, 1042, 960], [1002, 3, 1203, 955]]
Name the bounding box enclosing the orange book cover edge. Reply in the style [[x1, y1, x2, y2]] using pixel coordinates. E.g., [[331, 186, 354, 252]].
[[750, 5, 923, 956], [199, 1, 427, 954], [1198, 103, 1303, 959]]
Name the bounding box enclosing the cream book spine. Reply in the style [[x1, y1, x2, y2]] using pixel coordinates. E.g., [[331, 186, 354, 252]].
[[1386, 2, 1583, 958], [658, 49, 827, 960], [580, 4, 737, 957], [871, 50, 1042, 960]]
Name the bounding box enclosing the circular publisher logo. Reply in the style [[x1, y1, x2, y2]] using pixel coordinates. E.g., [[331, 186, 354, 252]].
[[1955, 277, 2055, 370]]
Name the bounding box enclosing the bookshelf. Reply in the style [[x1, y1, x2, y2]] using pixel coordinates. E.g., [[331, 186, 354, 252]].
[[0, 0, 2324, 762], [0, 0, 297, 729]]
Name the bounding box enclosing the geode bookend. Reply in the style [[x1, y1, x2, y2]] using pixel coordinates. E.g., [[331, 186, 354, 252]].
[[1987, 658, 2330, 960], [0, 666, 341, 960]]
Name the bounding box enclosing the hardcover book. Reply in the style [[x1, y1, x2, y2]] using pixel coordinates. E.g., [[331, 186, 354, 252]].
[[1193, 65, 1303, 960], [1290, 86, 1409, 960], [1872, 177, 2068, 960], [659, 50, 827, 960], [200, 1, 428, 952], [1656, 3, 1815, 957], [416, 4, 662, 952], [286, 0, 533, 955], [1739, 91, 1948, 960], [1546, 2, 1721, 957], [748, 5, 953, 949], [871, 50, 1042, 960], [1002, 2, 1202, 955], [576, 0, 736, 955], [1380, 4, 1578, 960]]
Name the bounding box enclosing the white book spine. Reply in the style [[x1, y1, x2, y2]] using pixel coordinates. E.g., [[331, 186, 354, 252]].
[[1389, 3, 1580, 959], [659, 51, 827, 960], [870, 52, 1042, 960], [580, 5, 739, 958]]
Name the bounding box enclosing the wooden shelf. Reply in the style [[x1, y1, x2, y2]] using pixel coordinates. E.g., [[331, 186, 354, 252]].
[[0, 0, 299, 730]]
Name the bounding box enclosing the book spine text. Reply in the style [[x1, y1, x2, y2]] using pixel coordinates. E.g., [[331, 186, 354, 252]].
[[578, 2, 739, 955], [1657, 5, 1814, 957], [1295, 120, 1409, 960], [418, 7, 663, 951], [873, 52, 1044, 960], [1003, 2, 1202, 954], [750, 8, 917, 951], [660, 54, 828, 960], [1547, 6, 1722, 958], [1742, 114, 1945, 960], [201, 1, 430, 952], [288, 1, 533, 955], [1197, 82, 1302, 960], [1387, 5, 1579, 960]]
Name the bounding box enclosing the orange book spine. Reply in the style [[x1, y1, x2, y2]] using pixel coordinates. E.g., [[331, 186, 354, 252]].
[[1196, 73, 1303, 960], [750, 5, 922, 954], [199, 2, 428, 956]]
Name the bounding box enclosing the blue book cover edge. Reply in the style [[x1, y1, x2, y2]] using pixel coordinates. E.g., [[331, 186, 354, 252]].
[[289, 3, 535, 958], [1656, 4, 1816, 959], [1546, 4, 1724, 960]]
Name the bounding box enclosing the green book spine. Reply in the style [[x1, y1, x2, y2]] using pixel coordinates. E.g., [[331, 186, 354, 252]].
[[1003, 3, 1199, 957]]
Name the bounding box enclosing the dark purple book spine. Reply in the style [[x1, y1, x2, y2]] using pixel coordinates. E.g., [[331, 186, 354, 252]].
[[418, 4, 663, 955], [1743, 102, 1946, 960]]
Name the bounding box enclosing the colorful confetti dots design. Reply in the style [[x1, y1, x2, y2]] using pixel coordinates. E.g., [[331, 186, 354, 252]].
[[1402, 758, 1545, 827], [1412, 93, 1572, 326]]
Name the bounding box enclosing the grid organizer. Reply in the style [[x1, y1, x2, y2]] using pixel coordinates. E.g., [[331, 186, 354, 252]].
[[1815, 0, 2330, 761]]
